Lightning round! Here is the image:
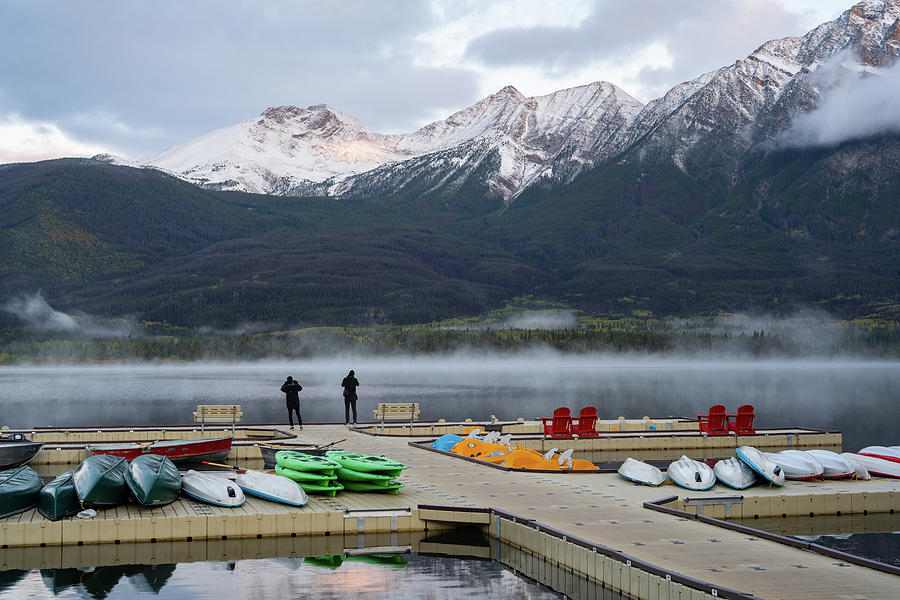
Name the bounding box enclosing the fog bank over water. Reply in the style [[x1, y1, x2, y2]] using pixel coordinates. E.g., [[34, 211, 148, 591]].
[[1, 354, 897, 451]]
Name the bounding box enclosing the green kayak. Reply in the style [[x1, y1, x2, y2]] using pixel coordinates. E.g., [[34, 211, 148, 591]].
[[341, 479, 403, 494], [73, 455, 130, 507], [0, 465, 42, 518], [275, 451, 339, 474], [38, 470, 80, 521], [335, 467, 394, 484], [345, 554, 408, 567], [275, 465, 338, 483], [304, 555, 343, 569], [125, 454, 182, 507], [326, 451, 407, 476]]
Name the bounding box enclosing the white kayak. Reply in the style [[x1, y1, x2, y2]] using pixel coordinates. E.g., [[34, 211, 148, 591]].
[[713, 457, 757, 489], [764, 450, 824, 480], [236, 470, 308, 506], [180, 470, 245, 507], [840, 453, 871, 480], [736, 446, 785, 487], [841, 453, 900, 478], [805, 450, 855, 479], [666, 455, 716, 491], [617, 458, 665, 486], [858, 446, 900, 464]]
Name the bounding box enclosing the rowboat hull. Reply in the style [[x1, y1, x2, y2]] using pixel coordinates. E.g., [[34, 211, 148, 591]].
[[667, 455, 716, 491], [840, 453, 900, 478], [713, 457, 758, 489], [858, 446, 900, 464], [124, 455, 182, 507], [0, 438, 44, 470], [0, 466, 42, 518], [180, 470, 245, 507], [73, 455, 130, 507], [764, 450, 824, 480], [617, 458, 665, 486], [38, 470, 80, 521], [87, 437, 232, 464], [805, 449, 855, 479], [736, 446, 785, 486], [236, 470, 307, 506]]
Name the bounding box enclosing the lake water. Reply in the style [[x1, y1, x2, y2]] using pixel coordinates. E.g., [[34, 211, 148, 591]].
[[2, 356, 898, 451]]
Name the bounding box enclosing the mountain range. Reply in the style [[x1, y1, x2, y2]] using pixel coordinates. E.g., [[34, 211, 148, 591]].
[[146, 0, 900, 205], [2, 0, 900, 332]]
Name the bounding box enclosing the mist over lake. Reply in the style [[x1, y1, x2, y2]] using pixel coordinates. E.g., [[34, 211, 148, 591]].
[[2, 355, 897, 452]]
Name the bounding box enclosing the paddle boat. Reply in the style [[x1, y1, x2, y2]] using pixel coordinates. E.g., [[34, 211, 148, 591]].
[[713, 457, 758, 489], [735, 446, 785, 486], [124, 455, 182, 507], [617, 458, 665, 486], [180, 470, 245, 507], [666, 455, 716, 491], [73, 455, 130, 507], [764, 450, 824, 480], [0, 465, 42, 518], [805, 449, 855, 479]]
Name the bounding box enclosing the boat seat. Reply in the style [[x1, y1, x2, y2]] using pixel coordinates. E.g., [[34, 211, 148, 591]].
[[193, 404, 242, 437], [696, 404, 729, 435], [372, 402, 420, 431]]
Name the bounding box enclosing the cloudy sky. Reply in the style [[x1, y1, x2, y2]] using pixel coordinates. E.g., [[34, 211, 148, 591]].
[[0, 0, 852, 163]]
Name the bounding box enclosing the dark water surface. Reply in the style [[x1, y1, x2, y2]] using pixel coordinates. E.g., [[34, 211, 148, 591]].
[[2, 357, 899, 451]]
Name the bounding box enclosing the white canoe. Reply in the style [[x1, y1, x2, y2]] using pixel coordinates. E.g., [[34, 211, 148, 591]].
[[236, 470, 307, 506], [841, 453, 900, 478], [765, 450, 824, 480], [713, 457, 757, 489], [736, 446, 785, 487], [180, 470, 245, 507], [840, 453, 871, 480], [617, 458, 665, 486], [666, 455, 716, 491], [805, 449, 855, 479], [858, 446, 900, 464]]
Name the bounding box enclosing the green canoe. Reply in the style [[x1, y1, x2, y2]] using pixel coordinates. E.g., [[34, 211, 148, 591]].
[[0, 465, 42, 518], [38, 470, 81, 521], [73, 455, 130, 507], [335, 467, 394, 484], [341, 479, 403, 494], [125, 454, 182, 507], [325, 451, 407, 476], [274, 465, 338, 483], [275, 451, 340, 474]]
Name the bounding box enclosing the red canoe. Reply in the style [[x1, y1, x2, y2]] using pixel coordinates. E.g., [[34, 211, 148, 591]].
[[87, 437, 232, 463]]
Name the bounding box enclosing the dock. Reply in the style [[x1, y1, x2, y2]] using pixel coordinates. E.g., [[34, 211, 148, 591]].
[[2, 420, 898, 599]]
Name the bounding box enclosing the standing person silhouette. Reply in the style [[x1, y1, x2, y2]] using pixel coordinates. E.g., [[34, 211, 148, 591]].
[[341, 370, 360, 426], [280, 376, 303, 430]]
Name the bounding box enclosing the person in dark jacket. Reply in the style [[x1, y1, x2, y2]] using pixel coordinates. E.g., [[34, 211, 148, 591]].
[[280, 376, 303, 429], [341, 370, 360, 425]]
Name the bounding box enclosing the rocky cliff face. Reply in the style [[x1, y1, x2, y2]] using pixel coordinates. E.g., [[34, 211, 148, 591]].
[[146, 0, 900, 203]]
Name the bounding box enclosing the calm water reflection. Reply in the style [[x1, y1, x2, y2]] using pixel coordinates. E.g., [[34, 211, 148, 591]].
[[1, 357, 898, 451], [0, 532, 634, 599]]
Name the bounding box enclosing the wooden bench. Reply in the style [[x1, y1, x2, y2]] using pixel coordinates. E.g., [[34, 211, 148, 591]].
[[372, 402, 420, 431], [193, 404, 242, 437]]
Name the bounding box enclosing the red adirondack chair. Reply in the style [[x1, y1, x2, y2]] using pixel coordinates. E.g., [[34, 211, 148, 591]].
[[540, 407, 573, 438], [572, 406, 599, 437], [697, 404, 729, 435], [727, 404, 756, 434]]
